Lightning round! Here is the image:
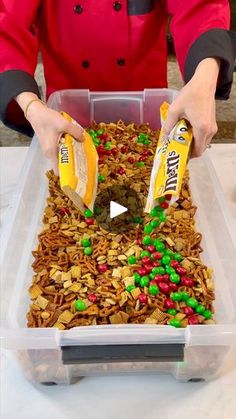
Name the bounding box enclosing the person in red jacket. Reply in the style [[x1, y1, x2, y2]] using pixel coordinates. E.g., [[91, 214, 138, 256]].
[[0, 0, 235, 172]]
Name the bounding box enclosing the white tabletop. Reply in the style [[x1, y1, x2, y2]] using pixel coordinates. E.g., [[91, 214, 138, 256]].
[[1, 145, 236, 419]]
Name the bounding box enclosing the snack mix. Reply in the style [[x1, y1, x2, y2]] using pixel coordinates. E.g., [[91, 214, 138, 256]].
[[27, 121, 215, 330]]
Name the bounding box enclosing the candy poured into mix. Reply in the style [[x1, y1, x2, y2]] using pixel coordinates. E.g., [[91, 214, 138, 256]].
[[27, 121, 215, 330]]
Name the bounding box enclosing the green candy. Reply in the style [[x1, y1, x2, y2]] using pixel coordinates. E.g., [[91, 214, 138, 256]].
[[186, 297, 198, 309], [140, 276, 149, 287], [152, 267, 160, 275], [203, 309, 212, 319], [81, 238, 90, 247], [164, 249, 173, 257], [84, 208, 93, 218], [153, 266, 165, 275], [142, 235, 153, 246], [98, 174, 105, 182], [173, 253, 183, 262], [75, 299, 87, 311], [169, 318, 181, 328], [150, 219, 160, 229], [104, 141, 111, 150], [144, 224, 153, 234], [181, 291, 189, 302], [126, 285, 136, 293], [154, 240, 165, 251], [161, 255, 171, 265], [159, 197, 166, 203], [171, 292, 183, 302], [165, 266, 176, 275], [143, 139, 150, 145], [133, 272, 141, 284], [141, 250, 151, 258], [89, 129, 95, 136], [133, 216, 142, 224], [94, 206, 102, 215], [167, 309, 177, 316], [128, 255, 136, 265], [149, 284, 159, 296], [159, 212, 167, 222], [150, 208, 158, 217], [196, 304, 206, 314], [97, 129, 104, 135], [136, 161, 145, 167], [170, 273, 180, 284], [149, 272, 156, 280], [84, 247, 93, 256], [150, 206, 162, 217], [93, 138, 100, 146], [138, 133, 149, 142]]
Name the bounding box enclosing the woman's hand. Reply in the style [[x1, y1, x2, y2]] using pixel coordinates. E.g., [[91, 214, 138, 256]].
[[15, 92, 84, 174], [163, 58, 220, 157]]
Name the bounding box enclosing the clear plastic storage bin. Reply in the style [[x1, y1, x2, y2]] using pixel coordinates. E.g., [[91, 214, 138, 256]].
[[1, 89, 236, 384]]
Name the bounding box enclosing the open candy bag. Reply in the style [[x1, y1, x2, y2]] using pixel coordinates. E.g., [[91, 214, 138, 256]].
[[58, 112, 98, 212], [145, 102, 193, 212]]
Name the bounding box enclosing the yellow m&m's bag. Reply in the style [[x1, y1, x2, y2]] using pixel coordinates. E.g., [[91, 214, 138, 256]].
[[58, 112, 98, 212], [145, 102, 192, 213]]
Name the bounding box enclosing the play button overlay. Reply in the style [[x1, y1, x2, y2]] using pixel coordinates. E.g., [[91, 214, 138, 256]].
[[94, 185, 143, 233], [110, 201, 127, 219]]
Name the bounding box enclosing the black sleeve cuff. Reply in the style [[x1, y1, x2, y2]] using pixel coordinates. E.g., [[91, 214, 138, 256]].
[[0, 69, 40, 136], [184, 29, 236, 100]]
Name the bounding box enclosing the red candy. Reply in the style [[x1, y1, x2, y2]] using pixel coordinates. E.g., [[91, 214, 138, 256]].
[[158, 282, 170, 294], [88, 293, 97, 303], [149, 280, 158, 286], [60, 207, 70, 216], [154, 275, 165, 283], [111, 147, 118, 156], [165, 298, 175, 309], [128, 156, 135, 163], [142, 149, 152, 156], [137, 267, 147, 276], [98, 263, 108, 273], [105, 150, 112, 156], [117, 167, 126, 175], [139, 155, 146, 162], [160, 202, 169, 209], [188, 315, 199, 325], [97, 145, 105, 155], [146, 245, 156, 253], [144, 264, 153, 274], [99, 133, 109, 141], [183, 306, 194, 316], [136, 238, 142, 246], [98, 157, 104, 164], [152, 252, 163, 260], [85, 218, 94, 225], [181, 277, 194, 287], [170, 260, 179, 269], [142, 256, 151, 264], [169, 283, 178, 291], [139, 293, 147, 304], [153, 261, 161, 267], [120, 145, 128, 153], [165, 194, 172, 200], [176, 266, 187, 276], [163, 274, 170, 281]]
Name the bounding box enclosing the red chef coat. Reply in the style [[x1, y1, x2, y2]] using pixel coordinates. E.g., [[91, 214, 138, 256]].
[[0, 0, 230, 96], [0, 1, 233, 135]]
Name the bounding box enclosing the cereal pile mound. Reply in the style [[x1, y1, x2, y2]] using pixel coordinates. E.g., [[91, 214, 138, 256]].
[[27, 121, 215, 329]]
